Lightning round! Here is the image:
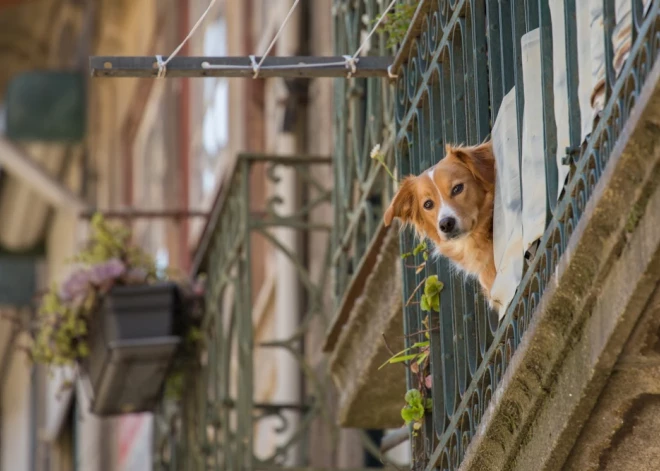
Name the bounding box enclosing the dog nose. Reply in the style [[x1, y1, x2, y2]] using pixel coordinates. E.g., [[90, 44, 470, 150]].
[[439, 217, 456, 234]]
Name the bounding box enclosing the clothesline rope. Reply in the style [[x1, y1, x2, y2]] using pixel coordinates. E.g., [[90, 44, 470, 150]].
[[251, 0, 301, 78], [156, 0, 218, 78], [156, 0, 399, 80]]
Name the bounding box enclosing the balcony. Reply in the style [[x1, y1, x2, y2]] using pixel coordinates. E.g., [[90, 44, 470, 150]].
[[376, 0, 660, 470], [149, 0, 660, 469], [327, 0, 660, 469], [152, 153, 341, 469]]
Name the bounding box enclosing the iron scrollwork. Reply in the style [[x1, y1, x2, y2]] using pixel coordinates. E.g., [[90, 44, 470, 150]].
[[152, 155, 340, 470], [392, 0, 660, 469], [333, 0, 397, 305]]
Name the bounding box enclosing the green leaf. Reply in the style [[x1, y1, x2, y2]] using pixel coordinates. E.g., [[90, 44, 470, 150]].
[[378, 344, 416, 369], [387, 353, 418, 364], [432, 295, 440, 313], [420, 294, 431, 312], [412, 241, 427, 256], [401, 403, 424, 424], [401, 406, 415, 423], [424, 275, 443, 296], [405, 389, 422, 405], [416, 351, 429, 365]]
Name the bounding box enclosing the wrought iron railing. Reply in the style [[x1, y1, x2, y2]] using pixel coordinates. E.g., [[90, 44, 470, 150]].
[[152, 154, 338, 470], [332, 0, 396, 303], [392, 0, 659, 469], [151, 2, 402, 469]]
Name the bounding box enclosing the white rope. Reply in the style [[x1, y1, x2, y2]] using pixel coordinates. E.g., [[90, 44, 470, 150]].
[[162, 0, 400, 79], [249, 55, 259, 76], [252, 0, 302, 78], [352, 0, 397, 60], [156, 0, 218, 78], [387, 65, 398, 79]]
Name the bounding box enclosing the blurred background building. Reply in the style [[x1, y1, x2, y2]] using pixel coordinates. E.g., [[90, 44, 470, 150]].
[[0, 0, 408, 470]]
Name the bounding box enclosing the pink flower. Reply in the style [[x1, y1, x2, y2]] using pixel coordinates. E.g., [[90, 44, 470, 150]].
[[89, 259, 126, 286], [425, 375, 432, 389], [59, 268, 92, 302]]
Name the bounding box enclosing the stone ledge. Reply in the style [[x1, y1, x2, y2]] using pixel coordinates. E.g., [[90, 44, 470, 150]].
[[328, 225, 407, 429], [460, 54, 660, 470], [563, 287, 660, 471]]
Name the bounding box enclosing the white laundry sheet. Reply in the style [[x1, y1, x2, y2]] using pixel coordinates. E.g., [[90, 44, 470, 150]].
[[491, 89, 523, 320], [521, 29, 547, 253]]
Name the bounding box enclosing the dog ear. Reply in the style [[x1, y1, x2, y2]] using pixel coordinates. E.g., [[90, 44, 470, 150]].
[[384, 176, 418, 226], [447, 141, 495, 191]]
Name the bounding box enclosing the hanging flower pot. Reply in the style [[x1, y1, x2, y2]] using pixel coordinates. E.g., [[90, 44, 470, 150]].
[[82, 282, 183, 415], [30, 214, 203, 416]]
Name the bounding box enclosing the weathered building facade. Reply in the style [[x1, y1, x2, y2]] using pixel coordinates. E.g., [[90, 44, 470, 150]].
[[0, 0, 387, 470], [326, 1, 660, 471], [3, 0, 660, 470]]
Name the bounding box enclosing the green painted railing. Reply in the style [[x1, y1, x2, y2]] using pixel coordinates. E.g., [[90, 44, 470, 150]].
[[332, 0, 397, 303], [152, 154, 337, 470], [390, 0, 659, 469], [152, 1, 399, 468]]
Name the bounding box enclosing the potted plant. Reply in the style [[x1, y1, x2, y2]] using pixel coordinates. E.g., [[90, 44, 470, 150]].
[[30, 213, 203, 415]]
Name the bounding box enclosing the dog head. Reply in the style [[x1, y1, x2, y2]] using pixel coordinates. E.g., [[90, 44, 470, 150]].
[[383, 141, 495, 243]]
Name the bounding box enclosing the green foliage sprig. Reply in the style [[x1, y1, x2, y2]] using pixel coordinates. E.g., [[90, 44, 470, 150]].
[[381, 239, 443, 432], [32, 214, 165, 368], [371, 2, 419, 50], [32, 214, 162, 368], [401, 388, 433, 430], [371, 144, 398, 182]]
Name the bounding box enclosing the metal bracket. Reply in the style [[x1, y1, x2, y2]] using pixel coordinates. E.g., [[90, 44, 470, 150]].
[[79, 209, 209, 220], [90, 56, 394, 79]]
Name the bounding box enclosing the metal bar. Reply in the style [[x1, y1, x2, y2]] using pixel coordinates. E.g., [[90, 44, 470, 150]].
[[486, 0, 504, 118], [380, 427, 409, 453], [237, 153, 332, 164], [389, 0, 434, 74], [539, 0, 559, 219], [0, 138, 88, 213], [240, 157, 254, 471], [563, 0, 583, 151], [253, 403, 311, 411], [79, 209, 209, 219], [90, 56, 394, 79], [511, 0, 527, 162], [470, 0, 491, 143]]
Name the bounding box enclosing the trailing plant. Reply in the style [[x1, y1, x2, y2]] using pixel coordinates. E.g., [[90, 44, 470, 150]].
[[163, 277, 206, 401], [401, 388, 433, 431], [31, 214, 158, 367], [373, 141, 444, 430], [371, 144, 398, 182], [381, 239, 443, 432], [163, 325, 203, 400], [371, 142, 443, 433], [371, 2, 419, 50], [30, 213, 203, 375]]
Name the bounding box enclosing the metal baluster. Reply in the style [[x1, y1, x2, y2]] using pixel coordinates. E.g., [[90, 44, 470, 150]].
[[538, 0, 559, 219], [563, 0, 583, 156]]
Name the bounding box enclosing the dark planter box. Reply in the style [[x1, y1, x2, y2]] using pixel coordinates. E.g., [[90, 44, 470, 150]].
[[82, 282, 183, 416]]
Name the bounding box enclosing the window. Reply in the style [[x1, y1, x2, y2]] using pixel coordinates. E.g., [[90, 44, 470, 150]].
[[191, 3, 229, 206]]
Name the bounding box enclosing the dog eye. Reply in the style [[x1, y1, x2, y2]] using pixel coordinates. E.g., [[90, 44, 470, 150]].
[[451, 183, 464, 196], [423, 200, 434, 210]]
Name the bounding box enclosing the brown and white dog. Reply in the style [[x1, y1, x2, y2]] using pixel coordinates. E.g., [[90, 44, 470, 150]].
[[384, 141, 498, 308]]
